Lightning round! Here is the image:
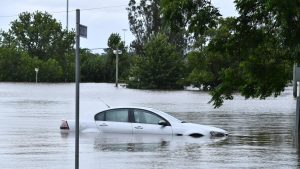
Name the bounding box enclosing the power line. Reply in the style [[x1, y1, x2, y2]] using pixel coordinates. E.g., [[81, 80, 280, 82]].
[[0, 5, 127, 18]]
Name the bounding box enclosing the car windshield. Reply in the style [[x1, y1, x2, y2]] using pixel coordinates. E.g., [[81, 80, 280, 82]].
[[149, 108, 182, 123]]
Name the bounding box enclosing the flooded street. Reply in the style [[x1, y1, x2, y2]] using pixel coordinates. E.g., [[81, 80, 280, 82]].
[[0, 83, 298, 168]]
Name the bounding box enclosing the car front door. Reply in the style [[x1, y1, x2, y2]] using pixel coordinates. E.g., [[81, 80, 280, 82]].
[[95, 108, 132, 134], [132, 109, 173, 135]]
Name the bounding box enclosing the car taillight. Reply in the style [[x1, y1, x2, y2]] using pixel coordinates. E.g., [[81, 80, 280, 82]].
[[60, 120, 69, 130]]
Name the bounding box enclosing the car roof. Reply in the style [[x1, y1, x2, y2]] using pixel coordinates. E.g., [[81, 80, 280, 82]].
[[103, 106, 156, 111]]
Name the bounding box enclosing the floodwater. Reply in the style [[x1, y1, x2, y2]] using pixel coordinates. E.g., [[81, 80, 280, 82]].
[[0, 83, 298, 168]]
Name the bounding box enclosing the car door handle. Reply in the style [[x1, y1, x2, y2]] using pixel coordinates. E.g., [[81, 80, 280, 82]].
[[99, 123, 108, 127], [134, 126, 143, 129]]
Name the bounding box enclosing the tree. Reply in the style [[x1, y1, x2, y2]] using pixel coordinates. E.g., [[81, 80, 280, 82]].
[[0, 47, 23, 81], [33, 58, 63, 82], [206, 0, 297, 107], [0, 30, 17, 48], [6, 11, 74, 60], [127, 0, 161, 55], [186, 17, 238, 90], [161, 0, 220, 53], [127, 33, 184, 89], [127, 0, 220, 55], [0, 47, 64, 82], [2, 11, 75, 81], [80, 49, 106, 82]]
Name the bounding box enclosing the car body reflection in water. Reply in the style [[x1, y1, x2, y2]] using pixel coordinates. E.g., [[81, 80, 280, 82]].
[[61, 132, 228, 152]]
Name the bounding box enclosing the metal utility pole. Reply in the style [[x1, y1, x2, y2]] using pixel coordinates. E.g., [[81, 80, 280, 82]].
[[296, 91, 300, 148], [116, 50, 118, 87], [67, 0, 69, 31], [65, 0, 69, 83], [113, 49, 122, 87], [122, 28, 127, 44], [295, 67, 300, 147], [35, 68, 39, 83], [75, 9, 80, 169], [75, 9, 87, 169], [294, 64, 297, 98]]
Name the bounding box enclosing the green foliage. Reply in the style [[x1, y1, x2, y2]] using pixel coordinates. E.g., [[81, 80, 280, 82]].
[[1, 11, 136, 83], [0, 30, 17, 48], [127, 0, 220, 55], [127, 0, 221, 90], [161, 0, 220, 51], [187, 18, 237, 92], [127, 34, 184, 89], [62, 53, 75, 82], [187, 51, 216, 90], [186, 12, 293, 108], [204, 1, 295, 108], [5, 11, 75, 82], [7, 11, 75, 60], [39, 59, 64, 82], [0, 47, 64, 82], [17, 54, 40, 82], [80, 49, 106, 82], [127, 0, 161, 55], [107, 33, 124, 49], [0, 47, 23, 81]]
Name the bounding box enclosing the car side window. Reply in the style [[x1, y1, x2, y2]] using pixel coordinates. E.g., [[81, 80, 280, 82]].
[[106, 109, 129, 122], [134, 109, 163, 125], [94, 112, 105, 121]]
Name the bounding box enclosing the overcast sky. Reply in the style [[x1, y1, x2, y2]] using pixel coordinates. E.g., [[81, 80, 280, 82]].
[[0, 0, 238, 53]]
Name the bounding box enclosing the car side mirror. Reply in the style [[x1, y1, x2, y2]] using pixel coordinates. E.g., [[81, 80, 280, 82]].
[[158, 120, 168, 126]]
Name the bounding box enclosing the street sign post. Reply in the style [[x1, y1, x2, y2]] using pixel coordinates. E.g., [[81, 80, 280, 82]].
[[295, 66, 300, 147], [75, 9, 87, 169]]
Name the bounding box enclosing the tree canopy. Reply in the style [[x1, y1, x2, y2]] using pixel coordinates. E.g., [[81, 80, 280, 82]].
[[127, 0, 219, 55], [127, 0, 162, 55], [206, 0, 298, 107], [126, 0, 298, 107], [0, 11, 75, 82], [2, 11, 74, 60], [127, 33, 184, 89]]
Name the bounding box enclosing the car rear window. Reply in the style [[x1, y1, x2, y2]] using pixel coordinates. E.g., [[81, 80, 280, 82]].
[[94, 112, 105, 121], [106, 109, 129, 122]]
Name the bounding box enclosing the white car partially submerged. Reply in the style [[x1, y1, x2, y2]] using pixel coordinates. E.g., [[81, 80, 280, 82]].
[[60, 107, 228, 138]]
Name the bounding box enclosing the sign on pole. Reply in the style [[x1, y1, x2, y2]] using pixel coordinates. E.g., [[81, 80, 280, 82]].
[[75, 9, 80, 169], [79, 24, 87, 38]]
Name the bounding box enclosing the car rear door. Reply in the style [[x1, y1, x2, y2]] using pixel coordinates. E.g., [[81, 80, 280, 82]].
[[132, 109, 173, 135], [95, 108, 132, 134]]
